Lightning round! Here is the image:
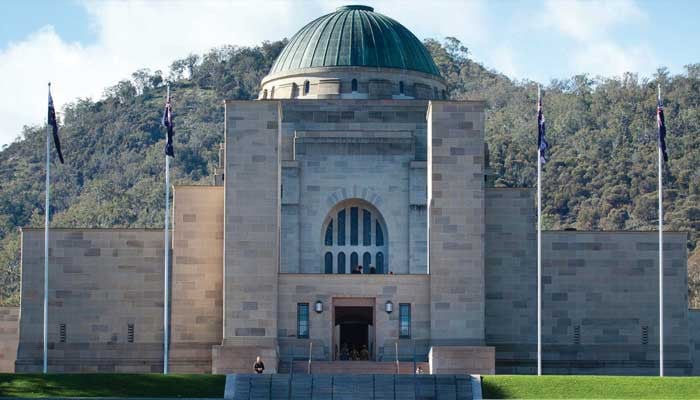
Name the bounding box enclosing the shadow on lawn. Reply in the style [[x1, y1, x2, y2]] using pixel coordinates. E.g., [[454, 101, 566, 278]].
[[481, 379, 508, 399]]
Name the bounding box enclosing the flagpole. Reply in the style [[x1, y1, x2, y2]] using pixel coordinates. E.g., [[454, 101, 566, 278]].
[[163, 85, 171, 375], [658, 84, 664, 377], [43, 82, 51, 374], [537, 84, 542, 376]]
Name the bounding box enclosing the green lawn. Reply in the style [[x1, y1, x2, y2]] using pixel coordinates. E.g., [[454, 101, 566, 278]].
[[482, 375, 700, 399], [0, 373, 225, 398]]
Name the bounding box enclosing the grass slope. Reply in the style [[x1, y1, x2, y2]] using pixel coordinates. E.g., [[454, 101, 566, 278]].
[[482, 375, 700, 399], [0, 373, 225, 398]]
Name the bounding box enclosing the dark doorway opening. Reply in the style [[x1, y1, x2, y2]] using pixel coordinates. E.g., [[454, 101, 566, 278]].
[[334, 306, 373, 360]]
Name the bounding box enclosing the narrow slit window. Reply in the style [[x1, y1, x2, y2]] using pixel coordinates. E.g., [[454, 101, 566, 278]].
[[399, 304, 411, 338], [325, 220, 333, 246], [573, 325, 581, 345], [337, 210, 346, 245], [376, 252, 384, 274], [363, 252, 371, 270], [59, 323, 66, 343], [350, 207, 358, 245], [325, 252, 333, 274], [350, 252, 359, 271], [304, 80, 310, 95], [363, 210, 371, 246], [297, 303, 309, 338], [337, 252, 346, 274], [399, 81, 404, 94], [351, 78, 358, 92], [376, 221, 384, 246]]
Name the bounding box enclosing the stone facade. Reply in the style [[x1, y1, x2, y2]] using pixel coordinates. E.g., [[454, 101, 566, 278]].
[[170, 186, 224, 373], [0, 307, 19, 372], [9, 5, 699, 377], [16, 229, 164, 372]]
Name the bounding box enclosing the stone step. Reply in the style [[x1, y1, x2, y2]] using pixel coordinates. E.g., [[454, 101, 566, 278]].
[[226, 373, 473, 400], [291, 360, 430, 375]]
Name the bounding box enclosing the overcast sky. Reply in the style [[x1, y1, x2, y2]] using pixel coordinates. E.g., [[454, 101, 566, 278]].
[[0, 0, 698, 147]]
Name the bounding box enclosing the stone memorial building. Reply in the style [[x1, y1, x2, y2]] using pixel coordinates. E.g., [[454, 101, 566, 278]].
[[8, 5, 700, 375]]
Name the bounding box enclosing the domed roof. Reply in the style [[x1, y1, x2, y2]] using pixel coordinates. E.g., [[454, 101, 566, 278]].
[[269, 5, 441, 77]]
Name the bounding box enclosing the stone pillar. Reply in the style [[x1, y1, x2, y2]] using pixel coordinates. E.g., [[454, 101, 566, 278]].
[[427, 101, 486, 345], [214, 100, 281, 374]]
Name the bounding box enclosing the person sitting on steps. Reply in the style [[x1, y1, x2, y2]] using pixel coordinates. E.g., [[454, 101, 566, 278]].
[[253, 356, 265, 374]]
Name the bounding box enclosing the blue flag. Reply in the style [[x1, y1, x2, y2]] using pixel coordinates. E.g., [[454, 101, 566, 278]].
[[657, 100, 668, 163], [162, 93, 174, 157], [537, 97, 548, 164]]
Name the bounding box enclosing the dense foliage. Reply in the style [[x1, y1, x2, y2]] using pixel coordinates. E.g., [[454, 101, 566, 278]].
[[0, 38, 697, 307]]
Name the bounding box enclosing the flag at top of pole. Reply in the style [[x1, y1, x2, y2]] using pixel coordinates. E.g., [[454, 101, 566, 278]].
[[657, 90, 668, 163], [48, 84, 65, 164], [537, 91, 549, 164], [162, 89, 174, 157]]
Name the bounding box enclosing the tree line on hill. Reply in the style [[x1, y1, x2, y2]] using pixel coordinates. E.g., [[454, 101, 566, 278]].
[[0, 38, 698, 307]]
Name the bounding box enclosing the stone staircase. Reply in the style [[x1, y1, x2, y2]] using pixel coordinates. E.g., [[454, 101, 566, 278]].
[[289, 360, 430, 375], [226, 373, 473, 400]]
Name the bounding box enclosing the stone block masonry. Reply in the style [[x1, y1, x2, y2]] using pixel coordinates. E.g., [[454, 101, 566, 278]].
[[427, 101, 486, 345], [0, 307, 19, 372], [16, 229, 164, 372], [218, 100, 281, 373]]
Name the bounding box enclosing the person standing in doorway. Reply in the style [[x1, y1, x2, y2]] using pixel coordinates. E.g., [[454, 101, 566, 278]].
[[254, 356, 265, 374]]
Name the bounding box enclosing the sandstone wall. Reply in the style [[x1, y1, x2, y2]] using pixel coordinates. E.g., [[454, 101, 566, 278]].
[[0, 306, 19, 372], [170, 186, 224, 373], [16, 229, 164, 372], [427, 101, 486, 345], [277, 274, 431, 362], [484, 190, 691, 375]]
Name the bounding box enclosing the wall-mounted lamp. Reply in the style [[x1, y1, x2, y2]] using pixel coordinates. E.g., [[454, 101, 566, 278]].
[[315, 300, 323, 313], [385, 301, 393, 314]]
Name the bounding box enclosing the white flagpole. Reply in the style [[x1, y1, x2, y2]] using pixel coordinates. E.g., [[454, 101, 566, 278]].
[[43, 83, 51, 374], [658, 84, 664, 377], [163, 85, 171, 374], [537, 85, 542, 376]]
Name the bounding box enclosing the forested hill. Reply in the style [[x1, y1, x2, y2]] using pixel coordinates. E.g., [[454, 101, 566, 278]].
[[0, 38, 698, 307]]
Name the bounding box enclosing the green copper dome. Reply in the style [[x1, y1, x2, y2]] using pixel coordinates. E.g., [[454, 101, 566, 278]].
[[269, 5, 441, 77]]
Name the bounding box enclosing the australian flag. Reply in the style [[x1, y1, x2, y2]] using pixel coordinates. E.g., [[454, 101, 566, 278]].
[[657, 100, 668, 163], [162, 92, 174, 157], [537, 97, 548, 164], [48, 86, 65, 164]]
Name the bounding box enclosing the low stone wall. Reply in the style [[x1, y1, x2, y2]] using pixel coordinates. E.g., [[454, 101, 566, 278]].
[[0, 307, 19, 372], [16, 229, 165, 372], [429, 346, 495, 375]]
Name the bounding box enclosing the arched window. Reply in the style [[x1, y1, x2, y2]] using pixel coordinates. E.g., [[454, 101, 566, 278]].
[[376, 221, 384, 246], [325, 252, 333, 274], [303, 80, 310, 95], [325, 221, 333, 246], [292, 83, 299, 98], [321, 199, 388, 274], [376, 252, 384, 274], [337, 252, 346, 274], [399, 81, 404, 95], [351, 79, 358, 92]]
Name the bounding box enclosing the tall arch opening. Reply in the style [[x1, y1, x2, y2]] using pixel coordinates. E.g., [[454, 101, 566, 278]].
[[321, 199, 388, 274]]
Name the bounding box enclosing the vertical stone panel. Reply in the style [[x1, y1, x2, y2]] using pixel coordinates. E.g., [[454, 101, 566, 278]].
[[219, 100, 280, 372], [170, 186, 224, 373], [428, 101, 486, 344]]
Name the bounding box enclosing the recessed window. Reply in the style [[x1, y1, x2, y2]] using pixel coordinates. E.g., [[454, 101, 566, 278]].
[[399, 304, 411, 338], [441, 89, 447, 99], [363, 209, 371, 246], [573, 325, 581, 345], [59, 323, 66, 343], [338, 210, 346, 245], [304, 80, 310, 95], [363, 252, 371, 270], [292, 82, 299, 98], [350, 207, 358, 245], [297, 303, 309, 338], [399, 81, 404, 95], [325, 252, 333, 274], [325, 221, 333, 246], [337, 252, 346, 274], [262, 89, 268, 99], [376, 252, 384, 274], [350, 252, 359, 271], [433, 87, 438, 99], [270, 86, 275, 99], [641, 326, 649, 345], [351, 78, 358, 92]]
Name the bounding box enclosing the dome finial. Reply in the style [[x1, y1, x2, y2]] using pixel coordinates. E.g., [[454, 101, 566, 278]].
[[337, 5, 374, 12]]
